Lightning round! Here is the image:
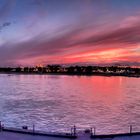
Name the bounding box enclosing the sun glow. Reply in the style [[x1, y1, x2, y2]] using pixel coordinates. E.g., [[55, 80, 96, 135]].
[[64, 46, 140, 64]]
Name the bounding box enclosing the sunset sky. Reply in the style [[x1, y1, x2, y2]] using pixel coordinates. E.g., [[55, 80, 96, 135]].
[[0, 0, 140, 66]]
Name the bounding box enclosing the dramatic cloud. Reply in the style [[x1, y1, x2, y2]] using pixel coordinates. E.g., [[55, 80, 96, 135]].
[[0, 22, 11, 32], [0, 0, 140, 66]]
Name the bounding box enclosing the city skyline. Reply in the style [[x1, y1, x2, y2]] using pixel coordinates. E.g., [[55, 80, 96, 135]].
[[0, 0, 140, 66]]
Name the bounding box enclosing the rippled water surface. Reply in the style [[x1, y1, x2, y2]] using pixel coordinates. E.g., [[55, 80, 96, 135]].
[[0, 74, 139, 134]]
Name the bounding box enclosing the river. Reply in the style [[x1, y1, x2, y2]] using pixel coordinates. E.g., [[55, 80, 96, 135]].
[[0, 74, 139, 134]]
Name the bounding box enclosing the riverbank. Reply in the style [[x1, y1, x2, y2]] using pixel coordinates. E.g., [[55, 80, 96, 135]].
[[0, 71, 140, 78]]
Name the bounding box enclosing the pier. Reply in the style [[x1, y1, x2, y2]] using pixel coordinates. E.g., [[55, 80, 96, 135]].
[[0, 124, 140, 140], [0, 129, 140, 140]]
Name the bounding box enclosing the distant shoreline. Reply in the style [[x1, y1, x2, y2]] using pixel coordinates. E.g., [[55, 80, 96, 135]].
[[0, 65, 139, 78], [0, 72, 139, 78]]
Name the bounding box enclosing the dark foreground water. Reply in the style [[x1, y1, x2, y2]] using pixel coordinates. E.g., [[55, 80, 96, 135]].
[[0, 74, 139, 134]]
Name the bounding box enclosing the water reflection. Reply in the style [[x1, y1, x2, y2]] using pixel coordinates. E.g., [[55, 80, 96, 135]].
[[0, 74, 139, 134]]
